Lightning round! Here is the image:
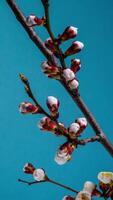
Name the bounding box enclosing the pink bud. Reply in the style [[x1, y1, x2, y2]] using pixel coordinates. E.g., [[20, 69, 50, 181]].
[[63, 69, 75, 82], [68, 79, 79, 90], [62, 196, 74, 200], [46, 96, 59, 113], [19, 102, 39, 114], [23, 163, 35, 174], [41, 61, 61, 79], [69, 122, 80, 138], [45, 38, 57, 54], [70, 59, 81, 73], [38, 117, 57, 132], [26, 15, 45, 27], [59, 26, 78, 42], [76, 117, 87, 128], [64, 41, 84, 57]]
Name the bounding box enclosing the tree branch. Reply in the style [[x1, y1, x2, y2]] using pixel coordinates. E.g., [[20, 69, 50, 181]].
[[6, 0, 113, 156]]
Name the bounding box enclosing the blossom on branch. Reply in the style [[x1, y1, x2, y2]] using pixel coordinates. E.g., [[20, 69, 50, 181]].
[[75, 191, 91, 200], [64, 41, 84, 57], [58, 26, 78, 42], [63, 69, 75, 82], [38, 116, 57, 132], [45, 38, 59, 55], [33, 168, 46, 181], [55, 142, 76, 165], [23, 163, 46, 181], [70, 59, 81, 73], [19, 102, 40, 114], [41, 61, 61, 79], [46, 96, 59, 118], [23, 163, 35, 174], [26, 15, 45, 27], [68, 79, 79, 90]]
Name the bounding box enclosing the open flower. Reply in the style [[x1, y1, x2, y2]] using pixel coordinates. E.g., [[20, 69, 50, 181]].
[[98, 172, 113, 184], [33, 168, 46, 181], [38, 117, 57, 132], [19, 102, 40, 114], [41, 61, 61, 79], [59, 26, 78, 42], [26, 15, 45, 26], [64, 41, 84, 57], [46, 96, 59, 113], [70, 59, 81, 73], [55, 142, 76, 165], [62, 196, 74, 200], [63, 68, 75, 82], [23, 163, 35, 174]]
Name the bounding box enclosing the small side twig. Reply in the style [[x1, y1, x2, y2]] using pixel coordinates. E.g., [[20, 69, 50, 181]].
[[18, 178, 78, 193]]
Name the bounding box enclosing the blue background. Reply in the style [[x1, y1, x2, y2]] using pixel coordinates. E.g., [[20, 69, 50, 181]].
[[0, 0, 113, 199]]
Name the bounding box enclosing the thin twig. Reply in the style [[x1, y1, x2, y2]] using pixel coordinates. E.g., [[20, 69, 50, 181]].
[[18, 178, 78, 193], [6, 0, 113, 156], [78, 135, 100, 145]]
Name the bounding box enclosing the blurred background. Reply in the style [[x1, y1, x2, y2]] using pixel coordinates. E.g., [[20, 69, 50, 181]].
[[0, 0, 113, 199]]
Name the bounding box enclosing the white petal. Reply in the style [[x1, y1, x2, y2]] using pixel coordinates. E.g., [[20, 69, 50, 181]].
[[33, 168, 45, 181]]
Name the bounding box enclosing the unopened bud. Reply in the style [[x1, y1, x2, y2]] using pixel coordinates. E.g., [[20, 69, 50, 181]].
[[59, 26, 78, 42], [64, 41, 84, 57]]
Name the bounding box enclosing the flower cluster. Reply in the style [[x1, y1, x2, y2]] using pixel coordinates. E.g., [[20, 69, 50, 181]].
[[23, 163, 47, 181], [41, 61, 61, 79], [26, 15, 45, 27], [62, 172, 113, 200], [44, 26, 84, 58]]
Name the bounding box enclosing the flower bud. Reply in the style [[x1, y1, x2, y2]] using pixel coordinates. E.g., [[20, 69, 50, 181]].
[[70, 59, 81, 73], [45, 38, 57, 54], [69, 122, 80, 138], [23, 163, 35, 174], [33, 168, 46, 181], [76, 191, 91, 200], [68, 79, 79, 90], [38, 117, 57, 132], [41, 61, 61, 79], [19, 102, 39, 114], [26, 15, 45, 26], [83, 181, 96, 194], [46, 96, 59, 113], [64, 41, 84, 57], [59, 26, 78, 42], [62, 196, 74, 200], [76, 118, 87, 128], [55, 142, 76, 165], [63, 69, 75, 82], [98, 172, 113, 184]]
